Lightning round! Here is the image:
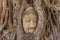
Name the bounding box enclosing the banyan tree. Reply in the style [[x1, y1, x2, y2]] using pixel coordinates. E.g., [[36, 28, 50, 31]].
[[0, 0, 60, 40]]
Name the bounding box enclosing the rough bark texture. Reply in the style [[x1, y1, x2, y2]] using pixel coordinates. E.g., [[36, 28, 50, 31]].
[[0, 0, 60, 40]]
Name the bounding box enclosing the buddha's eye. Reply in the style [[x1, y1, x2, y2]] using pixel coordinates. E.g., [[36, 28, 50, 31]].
[[33, 20, 36, 22], [26, 20, 30, 22], [33, 20, 37, 23], [32, 18, 37, 22]]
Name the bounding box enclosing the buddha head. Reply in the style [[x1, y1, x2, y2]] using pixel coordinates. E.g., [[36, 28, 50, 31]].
[[22, 7, 38, 33]]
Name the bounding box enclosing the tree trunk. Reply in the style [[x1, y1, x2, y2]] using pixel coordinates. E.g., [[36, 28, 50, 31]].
[[0, 0, 60, 40]]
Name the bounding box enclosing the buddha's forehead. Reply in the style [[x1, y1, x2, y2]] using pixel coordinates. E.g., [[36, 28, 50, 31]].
[[23, 13, 37, 19]]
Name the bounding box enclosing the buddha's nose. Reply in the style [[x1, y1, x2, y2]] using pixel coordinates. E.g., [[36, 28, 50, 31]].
[[30, 21, 35, 27]]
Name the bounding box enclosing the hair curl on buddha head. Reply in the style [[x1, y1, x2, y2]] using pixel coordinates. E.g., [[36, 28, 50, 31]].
[[22, 7, 38, 18]]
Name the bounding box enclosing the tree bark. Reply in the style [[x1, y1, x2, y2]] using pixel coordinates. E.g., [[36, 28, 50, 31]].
[[0, 0, 60, 40]]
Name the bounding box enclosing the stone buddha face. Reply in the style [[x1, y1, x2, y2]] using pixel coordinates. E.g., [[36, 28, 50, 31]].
[[22, 7, 38, 33]]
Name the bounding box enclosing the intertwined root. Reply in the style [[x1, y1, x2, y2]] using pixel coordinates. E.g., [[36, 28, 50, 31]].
[[0, 0, 15, 40], [0, 0, 60, 40]]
